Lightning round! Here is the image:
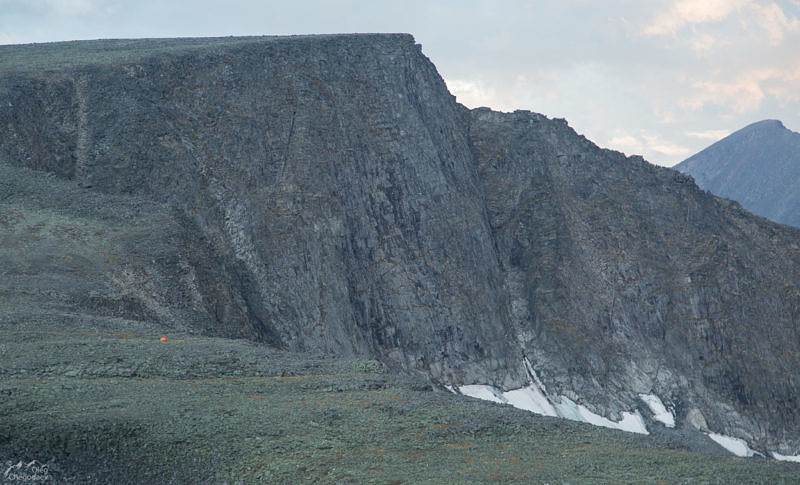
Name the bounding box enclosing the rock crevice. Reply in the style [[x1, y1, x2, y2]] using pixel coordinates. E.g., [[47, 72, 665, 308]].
[[1, 34, 798, 453]]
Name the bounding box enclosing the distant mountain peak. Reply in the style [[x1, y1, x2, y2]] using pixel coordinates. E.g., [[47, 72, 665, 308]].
[[734, 119, 787, 135], [676, 119, 800, 227], [746, 118, 784, 128]]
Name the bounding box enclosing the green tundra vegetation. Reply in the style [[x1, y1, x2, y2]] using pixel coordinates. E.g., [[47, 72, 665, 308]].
[[2, 160, 798, 483]]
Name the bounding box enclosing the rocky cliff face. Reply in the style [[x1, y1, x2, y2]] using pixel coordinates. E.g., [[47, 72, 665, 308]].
[[470, 108, 800, 454], [0, 34, 524, 389], [1, 34, 798, 455], [676, 119, 800, 228]]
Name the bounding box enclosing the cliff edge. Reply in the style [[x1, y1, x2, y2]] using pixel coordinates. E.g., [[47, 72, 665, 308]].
[[1, 34, 799, 456]]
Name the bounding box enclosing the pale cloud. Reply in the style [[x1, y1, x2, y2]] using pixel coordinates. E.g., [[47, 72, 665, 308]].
[[686, 129, 731, 140], [2, 0, 112, 16], [749, 1, 800, 44], [681, 75, 767, 112], [690, 32, 718, 53], [652, 102, 680, 124], [445, 79, 511, 111], [609, 135, 640, 148], [606, 131, 691, 163], [642, 134, 693, 158], [46, 0, 101, 14], [764, 65, 800, 102], [657, 112, 678, 123], [681, 66, 800, 112], [444, 76, 553, 113], [645, 0, 799, 47], [0, 33, 15, 44], [644, 0, 746, 35]]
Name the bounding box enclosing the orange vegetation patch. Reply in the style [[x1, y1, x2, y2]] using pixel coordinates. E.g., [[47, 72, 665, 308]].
[[31, 379, 56, 386], [353, 449, 387, 455], [402, 450, 430, 459], [433, 422, 461, 429], [443, 444, 476, 450]]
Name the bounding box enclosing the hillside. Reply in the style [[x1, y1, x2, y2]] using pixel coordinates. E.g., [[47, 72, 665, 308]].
[[675, 120, 800, 227], [1, 34, 800, 479], [1, 160, 797, 482]]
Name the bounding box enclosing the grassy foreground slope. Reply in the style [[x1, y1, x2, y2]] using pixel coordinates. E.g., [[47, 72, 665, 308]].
[[2, 321, 800, 484], [1, 160, 798, 483]]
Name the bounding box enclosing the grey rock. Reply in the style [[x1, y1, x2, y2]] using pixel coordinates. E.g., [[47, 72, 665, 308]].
[[469, 108, 800, 453], [1, 34, 799, 455], [0, 34, 524, 389]]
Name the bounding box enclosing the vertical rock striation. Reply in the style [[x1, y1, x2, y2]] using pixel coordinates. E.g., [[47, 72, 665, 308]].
[[1, 34, 799, 453], [469, 108, 800, 454], [0, 35, 524, 388]]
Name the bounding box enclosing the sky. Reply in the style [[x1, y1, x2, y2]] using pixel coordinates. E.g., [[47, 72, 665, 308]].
[[1, 0, 799, 167]]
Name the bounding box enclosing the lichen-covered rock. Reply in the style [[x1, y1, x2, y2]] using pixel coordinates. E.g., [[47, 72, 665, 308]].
[[0, 34, 525, 389], [1, 34, 799, 453], [469, 108, 800, 453]]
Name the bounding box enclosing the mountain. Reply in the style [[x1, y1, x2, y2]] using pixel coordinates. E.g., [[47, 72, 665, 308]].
[[2, 34, 800, 470], [675, 119, 800, 227]]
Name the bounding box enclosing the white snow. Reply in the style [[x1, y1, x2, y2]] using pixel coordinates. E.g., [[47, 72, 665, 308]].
[[639, 394, 675, 428], [502, 385, 558, 417], [551, 395, 585, 422], [614, 412, 649, 434], [458, 357, 649, 435], [707, 433, 760, 457], [458, 384, 648, 435], [554, 396, 649, 434], [459, 384, 505, 404], [455, 363, 795, 461], [771, 452, 800, 463]]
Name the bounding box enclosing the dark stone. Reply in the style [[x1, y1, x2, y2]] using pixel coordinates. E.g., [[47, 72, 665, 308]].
[[1, 34, 799, 454]]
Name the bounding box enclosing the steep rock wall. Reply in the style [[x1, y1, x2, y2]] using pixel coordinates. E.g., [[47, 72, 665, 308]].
[[1, 35, 799, 453], [0, 35, 524, 388], [470, 108, 800, 452]]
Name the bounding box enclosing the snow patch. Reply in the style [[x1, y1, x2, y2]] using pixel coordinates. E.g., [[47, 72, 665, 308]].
[[458, 358, 648, 435], [639, 393, 675, 428], [459, 384, 505, 404], [554, 397, 648, 434], [707, 433, 760, 457], [551, 395, 585, 422], [503, 385, 558, 417], [458, 384, 648, 435], [771, 452, 800, 463]]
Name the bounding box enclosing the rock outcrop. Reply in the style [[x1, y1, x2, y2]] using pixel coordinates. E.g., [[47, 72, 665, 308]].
[[0, 34, 525, 389], [1, 34, 798, 455], [470, 108, 800, 454]]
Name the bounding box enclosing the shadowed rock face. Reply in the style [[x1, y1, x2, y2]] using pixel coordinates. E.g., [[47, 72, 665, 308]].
[[676, 119, 800, 228], [1, 34, 799, 454], [0, 34, 524, 389], [469, 108, 800, 453]]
